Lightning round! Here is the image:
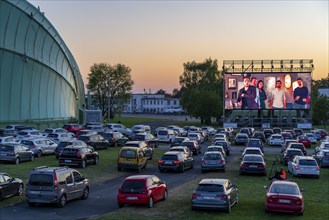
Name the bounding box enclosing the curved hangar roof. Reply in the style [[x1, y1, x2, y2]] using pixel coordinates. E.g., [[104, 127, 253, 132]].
[[0, 0, 85, 124]]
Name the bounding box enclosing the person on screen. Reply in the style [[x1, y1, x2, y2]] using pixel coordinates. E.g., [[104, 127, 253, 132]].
[[269, 80, 286, 109], [257, 80, 267, 109], [237, 76, 258, 109], [251, 77, 260, 108], [293, 77, 310, 109]]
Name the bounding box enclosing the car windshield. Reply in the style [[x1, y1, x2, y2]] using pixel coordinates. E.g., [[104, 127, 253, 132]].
[[270, 184, 299, 195], [299, 160, 317, 166], [21, 140, 33, 146], [47, 134, 58, 138], [134, 135, 146, 140], [196, 184, 224, 192], [243, 156, 263, 162], [122, 180, 145, 193], [58, 142, 73, 148], [162, 155, 178, 160], [158, 130, 168, 135], [245, 150, 261, 154], [78, 136, 90, 142], [207, 147, 222, 152], [248, 141, 260, 146], [29, 174, 53, 186], [287, 151, 303, 156], [121, 150, 136, 158], [0, 145, 14, 152], [204, 154, 222, 160], [180, 142, 193, 147]]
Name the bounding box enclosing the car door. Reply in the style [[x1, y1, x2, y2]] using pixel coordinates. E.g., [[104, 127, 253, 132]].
[[64, 171, 75, 201], [3, 174, 17, 197], [72, 171, 85, 199], [20, 145, 30, 161], [226, 180, 237, 204]]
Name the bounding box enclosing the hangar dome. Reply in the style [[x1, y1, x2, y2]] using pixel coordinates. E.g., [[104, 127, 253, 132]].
[[0, 0, 85, 128]]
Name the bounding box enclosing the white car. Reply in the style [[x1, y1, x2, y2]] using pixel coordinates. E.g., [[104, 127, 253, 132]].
[[47, 132, 75, 144], [44, 128, 68, 134], [288, 156, 320, 178], [305, 133, 317, 144], [315, 142, 329, 153], [268, 134, 285, 146], [21, 137, 58, 157], [187, 132, 202, 144], [0, 136, 18, 144], [157, 129, 176, 143], [241, 147, 264, 159], [107, 123, 128, 135], [16, 129, 46, 140]]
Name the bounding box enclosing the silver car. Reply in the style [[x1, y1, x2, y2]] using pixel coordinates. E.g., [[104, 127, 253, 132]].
[[288, 156, 320, 178], [191, 178, 238, 213], [201, 152, 225, 173], [21, 137, 57, 157]]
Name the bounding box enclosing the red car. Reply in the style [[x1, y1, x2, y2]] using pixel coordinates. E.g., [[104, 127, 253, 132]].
[[265, 180, 304, 215], [63, 124, 84, 134], [297, 136, 311, 148], [117, 175, 168, 208]]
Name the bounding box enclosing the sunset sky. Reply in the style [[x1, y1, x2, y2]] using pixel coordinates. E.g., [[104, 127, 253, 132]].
[[29, 0, 328, 94]]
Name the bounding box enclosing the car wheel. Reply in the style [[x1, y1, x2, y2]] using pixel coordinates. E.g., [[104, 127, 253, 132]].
[[37, 150, 42, 158], [30, 155, 34, 161], [179, 164, 185, 173], [17, 184, 23, 196], [28, 201, 36, 207], [299, 211, 304, 216], [15, 157, 20, 165], [81, 187, 89, 200], [226, 201, 231, 213], [162, 190, 168, 201], [118, 203, 124, 208], [147, 196, 154, 208], [94, 157, 99, 165], [57, 195, 66, 208], [80, 160, 86, 169]]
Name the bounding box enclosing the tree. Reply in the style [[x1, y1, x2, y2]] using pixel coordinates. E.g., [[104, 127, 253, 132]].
[[311, 74, 329, 126], [87, 63, 134, 119], [172, 88, 181, 98], [179, 58, 223, 124]]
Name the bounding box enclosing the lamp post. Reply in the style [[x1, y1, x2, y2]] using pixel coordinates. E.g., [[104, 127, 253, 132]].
[[108, 79, 111, 123]]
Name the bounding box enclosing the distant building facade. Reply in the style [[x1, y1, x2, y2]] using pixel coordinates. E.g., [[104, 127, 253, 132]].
[[124, 94, 182, 113]]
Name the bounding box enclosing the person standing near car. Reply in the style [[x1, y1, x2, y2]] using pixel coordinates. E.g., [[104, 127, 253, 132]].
[[269, 80, 286, 109], [293, 77, 310, 109]]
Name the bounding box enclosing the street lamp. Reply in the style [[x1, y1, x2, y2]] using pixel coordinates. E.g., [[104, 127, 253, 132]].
[[108, 79, 111, 123]]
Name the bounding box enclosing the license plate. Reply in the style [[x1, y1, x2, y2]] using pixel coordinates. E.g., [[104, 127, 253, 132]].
[[203, 196, 215, 200], [127, 197, 138, 200], [64, 160, 72, 162], [279, 199, 290, 203], [30, 191, 40, 194], [250, 165, 257, 168], [165, 161, 172, 164]]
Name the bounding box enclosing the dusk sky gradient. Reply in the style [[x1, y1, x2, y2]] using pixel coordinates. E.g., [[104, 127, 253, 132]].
[[29, 0, 328, 94]]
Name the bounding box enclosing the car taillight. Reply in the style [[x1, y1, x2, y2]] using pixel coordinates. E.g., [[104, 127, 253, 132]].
[[317, 166, 320, 170], [111, 137, 115, 141], [295, 166, 300, 170], [76, 151, 82, 158], [54, 171, 58, 190], [173, 160, 181, 164], [258, 164, 265, 168], [220, 159, 225, 164], [217, 194, 228, 199], [192, 193, 200, 199], [158, 160, 163, 164], [266, 196, 274, 203], [295, 198, 303, 205], [241, 163, 248, 167]]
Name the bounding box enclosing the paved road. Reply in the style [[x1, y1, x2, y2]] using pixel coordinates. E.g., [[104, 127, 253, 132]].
[[0, 143, 315, 220]]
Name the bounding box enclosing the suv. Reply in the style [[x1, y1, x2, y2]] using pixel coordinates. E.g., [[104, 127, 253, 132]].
[[58, 146, 99, 168], [117, 147, 148, 172], [21, 137, 57, 157], [98, 131, 128, 147], [180, 140, 201, 155], [55, 140, 87, 159], [158, 151, 194, 173], [25, 166, 89, 207], [0, 143, 34, 164], [78, 134, 110, 150]]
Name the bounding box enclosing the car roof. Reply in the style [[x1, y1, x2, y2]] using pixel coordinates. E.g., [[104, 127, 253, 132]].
[[296, 156, 315, 160], [204, 151, 222, 155], [249, 138, 261, 141], [163, 151, 181, 155], [271, 180, 298, 186], [125, 175, 154, 180], [199, 178, 227, 185], [245, 147, 262, 151], [30, 166, 72, 173]]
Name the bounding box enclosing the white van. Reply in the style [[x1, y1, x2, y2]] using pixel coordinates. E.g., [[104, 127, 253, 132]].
[[157, 129, 176, 143]]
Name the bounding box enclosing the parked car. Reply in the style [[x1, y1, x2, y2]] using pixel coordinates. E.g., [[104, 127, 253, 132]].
[[252, 132, 266, 142], [315, 142, 329, 153], [98, 131, 128, 147], [235, 133, 249, 145], [239, 154, 267, 175], [63, 124, 84, 134], [128, 125, 149, 140], [0, 143, 34, 164], [212, 140, 231, 156], [268, 134, 285, 146], [240, 127, 252, 137], [284, 129, 297, 139], [2, 129, 18, 137], [264, 180, 304, 215], [286, 143, 307, 156], [106, 123, 128, 135], [47, 132, 74, 144], [206, 145, 226, 158], [134, 133, 159, 149], [305, 133, 317, 144], [288, 156, 320, 178], [75, 130, 98, 138], [201, 151, 226, 173], [44, 128, 68, 134], [16, 129, 45, 141], [124, 141, 153, 160], [85, 125, 109, 133], [282, 139, 298, 152], [273, 127, 282, 134], [318, 129, 328, 139], [281, 132, 293, 140], [0, 136, 17, 144], [25, 166, 89, 207], [201, 126, 217, 136], [78, 134, 110, 150], [263, 129, 274, 139], [293, 128, 304, 137], [171, 137, 189, 147], [5, 125, 33, 131], [297, 135, 311, 148], [58, 146, 99, 168], [117, 147, 148, 172], [158, 151, 194, 173], [117, 175, 167, 208], [246, 138, 264, 152], [55, 140, 88, 159], [21, 137, 57, 157], [313, 149, 329, 167], [191, 178, 238, 213], [167, 125, 187, 137], [0, 172, 23, 200], [180, 140, 201, 155], [281, 148, 304, 165], [241, 147, 264, 159], [157, 129, 176, 143], [213, 133, 227, 142], [188, 132, 203, 144], [169, 146, 192, 157]]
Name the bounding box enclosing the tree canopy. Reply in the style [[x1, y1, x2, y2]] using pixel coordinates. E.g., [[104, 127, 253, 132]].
[[87, 63, 134, 119], [179, 58, 223, 124]]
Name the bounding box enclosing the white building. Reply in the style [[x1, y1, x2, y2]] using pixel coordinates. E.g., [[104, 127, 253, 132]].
[[124, 94, 182, 113]]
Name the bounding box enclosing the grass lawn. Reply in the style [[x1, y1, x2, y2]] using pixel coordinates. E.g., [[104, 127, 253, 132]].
[[97, 153, 329, 220]]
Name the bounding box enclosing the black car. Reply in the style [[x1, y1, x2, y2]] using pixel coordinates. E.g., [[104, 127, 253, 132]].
[[239, 154, 267, 176], [293, 128, 304, 137], [158, 151, 194, 173], [281, 149, 304, 165], [235, 133, 249, 145], [281, 132, 293, 140], [263, 129, 274, 139], [0, 172, 23, 200], [246, 138, 264, 153], [58, 146, 99, 168], [78, 134, 110, 150], [180, 140, 201, 155], [213, 140, 231, 156], [98, 131, 128, 147], [134, 133, 159, 149], [171, 137, 189, 147], [253, 132, 266, 142], [55, 140, 88, 159], [0, 143, 34, 164]]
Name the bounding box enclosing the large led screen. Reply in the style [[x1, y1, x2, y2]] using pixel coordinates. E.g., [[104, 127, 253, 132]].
[[224, 73, 311, 110]]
